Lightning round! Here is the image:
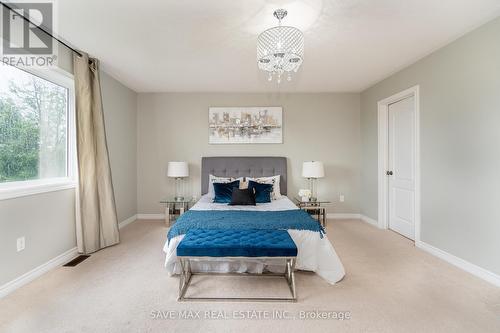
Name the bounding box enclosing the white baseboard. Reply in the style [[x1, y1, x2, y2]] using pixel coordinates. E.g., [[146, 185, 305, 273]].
[[118, 214, 137, 229], [416, 240, 500, 287], [350, 215, 499, 287], [327, 213, 361, 219], [142, 213, 370, 221], [327, 212, 499, 287], [136, 211, 373, 229], [326, 213, 379, 228], [360, 214, 379, 227], [0, 247, 78, 299], [137, 213, 165, 220]]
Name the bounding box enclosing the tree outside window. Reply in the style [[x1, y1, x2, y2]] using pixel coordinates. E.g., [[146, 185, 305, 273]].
[[0, 64, 68, 183]]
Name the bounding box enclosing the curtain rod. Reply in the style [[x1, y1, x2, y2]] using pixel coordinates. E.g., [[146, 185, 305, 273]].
[[1, 1, 83, 57]]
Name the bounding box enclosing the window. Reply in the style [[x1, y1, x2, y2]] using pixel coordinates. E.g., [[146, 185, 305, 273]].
[[0, 64, 75, 199]]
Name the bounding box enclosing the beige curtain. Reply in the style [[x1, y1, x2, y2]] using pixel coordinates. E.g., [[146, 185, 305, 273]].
[[74, 52, 119, 254]]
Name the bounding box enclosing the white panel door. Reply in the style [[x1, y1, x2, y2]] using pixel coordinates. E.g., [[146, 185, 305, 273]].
[[388, 96, 415, 240]]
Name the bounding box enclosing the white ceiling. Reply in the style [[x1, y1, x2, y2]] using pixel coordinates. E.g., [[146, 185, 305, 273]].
[[56, 0, 500, 93]]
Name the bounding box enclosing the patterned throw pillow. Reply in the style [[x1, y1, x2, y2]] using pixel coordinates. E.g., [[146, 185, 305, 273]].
[[235, 177, 245, 188], [245, 175, 281, 200]]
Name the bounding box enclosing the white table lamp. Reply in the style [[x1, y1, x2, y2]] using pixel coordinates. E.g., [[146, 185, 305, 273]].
[[167, 161, 189, 201], [302, 161, 324, 201]]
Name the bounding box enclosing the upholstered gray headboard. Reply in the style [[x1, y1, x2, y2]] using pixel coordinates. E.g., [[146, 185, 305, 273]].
[[201, 156, 287, 195]]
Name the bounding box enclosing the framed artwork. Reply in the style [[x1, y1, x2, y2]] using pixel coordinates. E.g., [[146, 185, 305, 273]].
[[208, 106, 283, 144]]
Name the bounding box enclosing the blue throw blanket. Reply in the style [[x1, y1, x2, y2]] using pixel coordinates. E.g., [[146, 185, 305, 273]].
[[167, 210, 325, 241]]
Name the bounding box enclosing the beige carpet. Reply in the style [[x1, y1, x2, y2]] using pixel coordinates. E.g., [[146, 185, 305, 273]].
[[0, 219, 499, 333]]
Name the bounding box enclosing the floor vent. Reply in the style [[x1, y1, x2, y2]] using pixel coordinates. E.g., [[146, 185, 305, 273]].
[[63, 255, 90, 267]]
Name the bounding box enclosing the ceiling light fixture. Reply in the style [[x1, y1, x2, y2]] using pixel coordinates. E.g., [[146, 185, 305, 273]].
[[257, 9, 304, 84]]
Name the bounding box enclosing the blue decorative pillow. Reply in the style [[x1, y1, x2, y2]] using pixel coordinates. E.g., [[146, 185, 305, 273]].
[[213, 180, 240, 203], [248, 180, 273, 203]]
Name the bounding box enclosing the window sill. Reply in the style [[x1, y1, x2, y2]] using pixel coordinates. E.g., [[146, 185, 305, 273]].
[[0, 179, 77, 201]]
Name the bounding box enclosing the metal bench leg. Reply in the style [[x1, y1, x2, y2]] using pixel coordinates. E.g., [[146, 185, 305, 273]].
[[290, 259, 297, 300], [178, 258, 192, 301], [285, 259, 290, 282], [285, 258, 297, 301]]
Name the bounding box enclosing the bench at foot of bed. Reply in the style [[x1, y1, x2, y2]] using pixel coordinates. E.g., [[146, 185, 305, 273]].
[[176, 229, 298, 302]]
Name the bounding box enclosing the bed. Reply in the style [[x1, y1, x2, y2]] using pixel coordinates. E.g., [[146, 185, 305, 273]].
[[162, 156, 345, 284]]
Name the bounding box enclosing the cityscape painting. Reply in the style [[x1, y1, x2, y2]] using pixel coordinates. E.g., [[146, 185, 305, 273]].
[[208, 107, 283, 144]]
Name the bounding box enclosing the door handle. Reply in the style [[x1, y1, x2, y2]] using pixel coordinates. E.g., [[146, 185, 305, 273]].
[[386, 171, 393, 176]]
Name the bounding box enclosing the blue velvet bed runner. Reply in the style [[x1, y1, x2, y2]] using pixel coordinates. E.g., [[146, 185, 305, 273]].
[[167, 209, 325, 242]]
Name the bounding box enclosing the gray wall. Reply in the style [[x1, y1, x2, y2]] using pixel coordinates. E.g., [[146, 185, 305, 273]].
[[0, 48, 138, 286], [0, 189, 76, 285], [101, 73, 138, 222], [137, 93, 361, 215], [360, 17, 500, 275]]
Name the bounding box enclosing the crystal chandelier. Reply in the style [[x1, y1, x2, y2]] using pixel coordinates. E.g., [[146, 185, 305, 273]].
[[257, 9, 304, 84]]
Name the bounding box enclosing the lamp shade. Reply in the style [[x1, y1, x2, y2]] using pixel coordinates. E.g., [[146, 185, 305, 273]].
[[302, 161, 324, 178], [167, 161, 189, 178]]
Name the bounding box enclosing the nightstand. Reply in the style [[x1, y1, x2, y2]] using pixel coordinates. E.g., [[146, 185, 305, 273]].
[[294, 197, 330, 227], [159, 199, 193, 226]]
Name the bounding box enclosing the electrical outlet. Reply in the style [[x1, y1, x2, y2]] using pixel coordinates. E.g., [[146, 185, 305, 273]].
[[16, 237, 25, 252], [339, 194, 345, 203]]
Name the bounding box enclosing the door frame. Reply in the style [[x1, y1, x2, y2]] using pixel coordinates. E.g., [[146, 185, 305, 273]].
[[377, 85, 421, 242]]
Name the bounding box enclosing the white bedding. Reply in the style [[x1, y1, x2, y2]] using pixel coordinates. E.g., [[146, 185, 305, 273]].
[[163, 195, 345, 284], [190, 194, 299, 211]]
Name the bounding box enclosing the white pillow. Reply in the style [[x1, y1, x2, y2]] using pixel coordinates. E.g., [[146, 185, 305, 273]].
[[208, 174, 233, 197], [246, 175, 281, 199]]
